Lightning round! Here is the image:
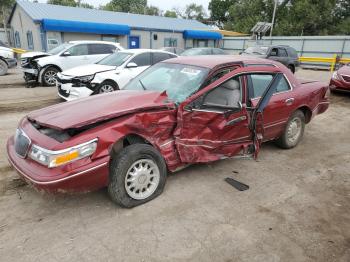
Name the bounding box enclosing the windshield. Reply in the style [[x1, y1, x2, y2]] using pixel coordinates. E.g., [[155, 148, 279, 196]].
[[181, 49, 208, 56], [243, 46, 269, 55], [48, 43, 73, 55], [97, 52, 132, 66], [124, 62, 210, 103]]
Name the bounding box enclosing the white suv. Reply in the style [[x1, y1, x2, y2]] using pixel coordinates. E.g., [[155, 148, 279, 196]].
[[20, 41, 123, 86], [57, 49, 177, 101], [0, 42, 17, 76]]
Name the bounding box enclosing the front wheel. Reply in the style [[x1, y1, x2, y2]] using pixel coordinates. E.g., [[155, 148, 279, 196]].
[[276, 110, 305, 149], [42, 66, 59, 86], [108, 144, 167, 208], [97, 80, 118, 94], [0, 59, 8, 76]]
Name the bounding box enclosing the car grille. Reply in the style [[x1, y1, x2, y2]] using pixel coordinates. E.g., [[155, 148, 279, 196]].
[[14, 129, 31, 158], [341, 75, 350, 83], [58, 84, 69, 98]]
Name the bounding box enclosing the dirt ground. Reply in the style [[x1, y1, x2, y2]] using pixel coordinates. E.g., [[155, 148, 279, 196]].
[[0, 68, 349, 262]]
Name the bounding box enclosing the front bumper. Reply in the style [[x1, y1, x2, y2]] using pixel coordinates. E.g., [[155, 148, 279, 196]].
[[329, 79, 350, 92], [7, 136, 109, 192], [57, 81, 94, 101], [5, 58, 17, 68]]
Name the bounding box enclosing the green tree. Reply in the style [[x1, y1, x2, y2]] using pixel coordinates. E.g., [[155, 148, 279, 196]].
[[1, 0, 15, 44], [145, 5, 161, 16], [164, 10, 177, 18], [184, 3, 207, 21], [208, 0, 237, 27], [79, 2, 94, 9], [101, 0, 147, 14]]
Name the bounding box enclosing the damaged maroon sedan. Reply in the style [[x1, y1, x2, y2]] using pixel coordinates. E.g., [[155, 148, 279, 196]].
[[330, 63, 350, 93], [7, 56, 330, 207]]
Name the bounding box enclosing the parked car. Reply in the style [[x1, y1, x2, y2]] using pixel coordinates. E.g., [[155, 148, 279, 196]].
[[241, 45, 300, 73], [0, 44, 17, 76], [160, 47, 184, 55], [329, 63, 350, 93], [7, 56, 329, 207], [181, 47, 226, 56], [57, 49, 177, 101], [20, 41, 123, 86]]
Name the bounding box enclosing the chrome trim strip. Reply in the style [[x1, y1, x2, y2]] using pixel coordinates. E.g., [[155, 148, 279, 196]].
[[160, 140, 175, 148], [264, 120, 288, 128], [177, 135, 251, 144], [7, 156, 108, 185]]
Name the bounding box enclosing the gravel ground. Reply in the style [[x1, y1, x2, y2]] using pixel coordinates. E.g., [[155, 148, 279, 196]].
[[0, 68, 349, 262]]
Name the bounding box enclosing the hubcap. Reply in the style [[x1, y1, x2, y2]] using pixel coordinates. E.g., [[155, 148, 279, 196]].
[[44, 70, 57, 85], [287, 118, 301, 144], [99, 84, 114, 93], [125, 159, 160, 200]]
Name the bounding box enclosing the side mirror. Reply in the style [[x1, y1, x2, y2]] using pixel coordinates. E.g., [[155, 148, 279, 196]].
[[61, 51, 71, 57], [126, 62, 138, 68]]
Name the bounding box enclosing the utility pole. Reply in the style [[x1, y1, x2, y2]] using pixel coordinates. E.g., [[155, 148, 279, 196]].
[[2, 5, 9, 45], [270, 0, 278, 37]]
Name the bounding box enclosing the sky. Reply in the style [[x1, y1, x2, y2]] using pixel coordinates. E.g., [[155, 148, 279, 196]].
[[38, 0, 211, 12]]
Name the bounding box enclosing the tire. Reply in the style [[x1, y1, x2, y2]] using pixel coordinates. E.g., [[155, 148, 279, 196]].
[[288, 64, 295, 74], [276, 110, 305, 149], [42, 66, 59, 86], [0, 59, 8, 76], [97, 80, 119, 94], [108, 144, 167, 208]]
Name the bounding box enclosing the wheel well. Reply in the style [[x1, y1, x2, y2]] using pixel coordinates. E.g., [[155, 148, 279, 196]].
[[110, 134, 152, 156], [43, 64, 62, 72], [0, 57, 8, 65], [298, 106, 312, 123]]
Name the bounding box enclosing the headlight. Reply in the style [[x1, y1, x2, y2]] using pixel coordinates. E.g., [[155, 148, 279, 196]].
[[75, 74, 95, 83], [29, 139, 97, 168], [332, 72, 339, 80]]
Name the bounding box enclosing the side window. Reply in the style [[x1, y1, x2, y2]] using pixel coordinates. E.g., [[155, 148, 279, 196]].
[[203, 77, 241, 109], [67, 44, 88, 56], [88, 44, 115, 55], [248, 74, 291, 99], [206, 67, 237, 85], [248, 74, 273, 99], [152, 52, 174, 64], [26, 31, 34, 50], [279, 48, 288, 57], [130, 53, 151, 66], [276, 76, 291, 93], [270, 48, 278, 56], [15, 31, 21, 48]]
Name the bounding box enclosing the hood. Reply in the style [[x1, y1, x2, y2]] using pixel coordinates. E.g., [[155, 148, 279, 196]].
[[27, 90, 175, 130], [0, 46, 13, 53], [337, 64, 350, 75], [21, 51, 49, 59], [62, 64, 116, 77]]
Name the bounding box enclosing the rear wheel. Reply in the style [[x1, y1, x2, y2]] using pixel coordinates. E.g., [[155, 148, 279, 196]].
[[0, 59, 8, 76], [97, 80, 118, 94], [108, 144, 167, 208], [276, 110, 305, 149], [42, 66, 59, 86]]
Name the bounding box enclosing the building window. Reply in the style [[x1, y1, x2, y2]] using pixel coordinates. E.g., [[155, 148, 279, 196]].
[[27, 31, 34, 50], [15, 31, 21, 48], [164, 38, 177, 47]]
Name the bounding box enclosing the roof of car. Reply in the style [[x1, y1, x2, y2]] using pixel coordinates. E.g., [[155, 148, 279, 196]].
[[164, 55, 278, 69], [119, 49, 176, 55], [68, 40, 121, 46]]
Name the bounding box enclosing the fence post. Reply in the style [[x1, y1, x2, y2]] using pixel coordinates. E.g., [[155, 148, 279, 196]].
[[330, 54, 337, 72]]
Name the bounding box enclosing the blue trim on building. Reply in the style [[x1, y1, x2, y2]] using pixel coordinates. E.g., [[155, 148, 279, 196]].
[[42, 19, 130, 35], [183, 30, 222, 40]]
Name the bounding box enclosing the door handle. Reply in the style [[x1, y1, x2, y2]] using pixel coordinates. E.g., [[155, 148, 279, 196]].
[[285, 98, 294, 105], [225, 116, 247, 126]]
